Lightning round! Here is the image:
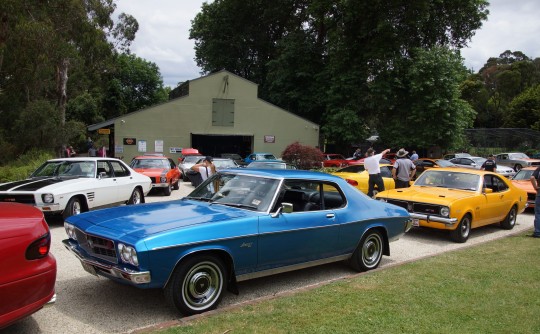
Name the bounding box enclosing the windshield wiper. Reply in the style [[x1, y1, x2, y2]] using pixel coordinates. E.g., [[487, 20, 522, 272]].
[[211, 202, 258, 210], [184, 196, 213, 202]]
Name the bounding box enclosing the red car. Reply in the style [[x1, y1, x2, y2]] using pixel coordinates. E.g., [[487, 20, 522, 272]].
[[323, 153, 350, 167], [0, 203, 56, 329], [130, 155, 182, 196]]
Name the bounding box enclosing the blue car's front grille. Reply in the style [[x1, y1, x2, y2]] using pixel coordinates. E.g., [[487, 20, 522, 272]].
[[75, 228, 118, 263]]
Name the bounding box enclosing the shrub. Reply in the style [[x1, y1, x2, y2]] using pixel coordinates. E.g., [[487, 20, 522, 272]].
[[0, 149, 54, 182], [281, 142, 324, 170]]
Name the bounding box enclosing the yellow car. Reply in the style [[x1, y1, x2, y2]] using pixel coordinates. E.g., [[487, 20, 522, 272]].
[[332, 164, 395, 195], [375, 167, 527, 243]]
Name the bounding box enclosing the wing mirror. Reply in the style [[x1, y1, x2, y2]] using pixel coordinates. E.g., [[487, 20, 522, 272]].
[[271, 202, 294, 218], [483, 188, 493, 194]]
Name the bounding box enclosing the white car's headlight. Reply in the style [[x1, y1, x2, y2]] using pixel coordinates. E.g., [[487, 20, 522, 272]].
[[42, 193, 54, 203], [118, 243, 139, 266], [64, 222, 77, 240], [440, 206, 450, 217]]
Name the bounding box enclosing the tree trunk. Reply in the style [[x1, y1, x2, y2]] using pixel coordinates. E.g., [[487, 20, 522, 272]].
[[57, 58, 69, 125]]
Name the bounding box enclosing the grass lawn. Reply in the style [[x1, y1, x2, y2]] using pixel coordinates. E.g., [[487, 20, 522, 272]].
[[155, 231, 540, 334]]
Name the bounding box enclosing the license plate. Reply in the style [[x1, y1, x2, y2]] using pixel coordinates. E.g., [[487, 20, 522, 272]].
[[81, 262, 97, 276], [412, 218, 419, 227]]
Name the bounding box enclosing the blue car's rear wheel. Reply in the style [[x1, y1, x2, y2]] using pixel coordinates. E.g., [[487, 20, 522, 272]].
[[350, 230, 383, 272], [165, 255, 227, 315]]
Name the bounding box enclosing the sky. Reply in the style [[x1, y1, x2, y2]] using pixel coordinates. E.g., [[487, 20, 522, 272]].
[[115, 0, 540, 88]]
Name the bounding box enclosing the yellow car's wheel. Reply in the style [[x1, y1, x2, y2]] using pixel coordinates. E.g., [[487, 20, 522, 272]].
[[450, 214, 471, 243], [500, 205, 517, 230]]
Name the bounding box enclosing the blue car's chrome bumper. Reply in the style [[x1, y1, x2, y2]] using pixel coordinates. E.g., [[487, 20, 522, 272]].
[[62, 239, 151, 284]]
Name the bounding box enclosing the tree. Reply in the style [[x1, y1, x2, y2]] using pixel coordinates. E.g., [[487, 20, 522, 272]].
[[190, 0, 489, 147], [102, 53, 168, 117], [504, 84, 540, 130], [375, 47, 476, 150]]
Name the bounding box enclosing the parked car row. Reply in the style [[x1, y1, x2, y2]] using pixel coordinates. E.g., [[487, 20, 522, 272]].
[[444, 152, 540, 172]]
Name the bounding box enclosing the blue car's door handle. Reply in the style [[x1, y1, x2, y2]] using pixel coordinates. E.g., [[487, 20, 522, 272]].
[[326, 213, 335, 218]]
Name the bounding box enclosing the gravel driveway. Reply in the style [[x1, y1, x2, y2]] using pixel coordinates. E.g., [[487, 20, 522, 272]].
[[4, 181, 535, 333]]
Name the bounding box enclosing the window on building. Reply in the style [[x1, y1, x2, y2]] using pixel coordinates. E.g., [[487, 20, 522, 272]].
[[212, 99, 235, 126]]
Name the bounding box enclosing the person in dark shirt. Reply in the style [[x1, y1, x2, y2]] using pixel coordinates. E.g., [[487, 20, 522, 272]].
[[480, 154, 497, 172]]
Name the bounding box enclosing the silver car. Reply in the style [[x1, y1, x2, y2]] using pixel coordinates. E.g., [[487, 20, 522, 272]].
[[495, 152, 540, 172], [449, 156, 516, 178]]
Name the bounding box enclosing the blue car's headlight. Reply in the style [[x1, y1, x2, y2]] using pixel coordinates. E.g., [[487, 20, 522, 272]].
[[42, 193, 54, 203], [64, 222, 77, 240], [118, 243, 139, 266]]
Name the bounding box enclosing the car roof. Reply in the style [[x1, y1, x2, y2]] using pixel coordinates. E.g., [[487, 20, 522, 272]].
[[133, 155, 169, 160], [220, 168, 343, 181], [48, 157, 123, 162], [423, 167, 496, 175]]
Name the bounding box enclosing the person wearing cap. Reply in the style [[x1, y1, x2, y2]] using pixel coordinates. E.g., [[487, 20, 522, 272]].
[[364, 147, 390, 197], [480, 154, 497, 172], [191, 156, 216, 182], [392, 148, 416, 188]]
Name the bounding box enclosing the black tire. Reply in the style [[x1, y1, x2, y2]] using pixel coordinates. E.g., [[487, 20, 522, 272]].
[[500, 205, 517, 230], [182, 172, 189, 182], [63, 197, 82, 219], [350, 230, 384, 272], [165, 255, 227, 315], [127, 188, 143, 205], [172, 180, 180, 190], [450, 214, 471, 243], [514, 164, 522, 172], [163, 183, 172, 196]]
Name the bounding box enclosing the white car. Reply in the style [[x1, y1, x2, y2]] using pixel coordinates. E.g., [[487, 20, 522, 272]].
[[449, 156, 516, 178], [0, 157, 152, 218]]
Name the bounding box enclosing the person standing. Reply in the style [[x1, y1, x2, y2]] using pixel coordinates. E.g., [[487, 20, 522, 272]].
[[191, 156, 216, 182], [392, 148, 416, 188], [480, 154, 497, 172], [88, 144, 97, 157], [365, 148, 390, 197], [410, 150, 419, 161], [529, 167, 540, 238], [353, 148, 362, 160]]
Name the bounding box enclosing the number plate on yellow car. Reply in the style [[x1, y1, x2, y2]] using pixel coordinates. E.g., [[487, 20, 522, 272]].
[[412, 218, 419, 227]]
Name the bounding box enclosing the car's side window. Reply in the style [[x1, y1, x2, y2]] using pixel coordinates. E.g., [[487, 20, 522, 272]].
[[110, 161, 130, 177], [275, 180, 345, 212], [380, 166, 392, 178], [97, 161, 112, 178]]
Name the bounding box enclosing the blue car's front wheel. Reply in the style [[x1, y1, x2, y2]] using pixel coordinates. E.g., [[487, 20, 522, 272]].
[[165, 255, 227, 315]]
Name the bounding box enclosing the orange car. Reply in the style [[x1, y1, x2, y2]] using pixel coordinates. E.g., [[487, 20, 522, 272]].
[[130, 155, 181, 196], [511, 166, 537, 208]]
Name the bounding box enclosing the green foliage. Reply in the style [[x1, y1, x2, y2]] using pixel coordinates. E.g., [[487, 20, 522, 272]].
[[376, 47, 476, 150], [504, 84, 540, 130], [281, 142, 324, 170], [190, 0, 489, 148], [0, 149, 53, 182]]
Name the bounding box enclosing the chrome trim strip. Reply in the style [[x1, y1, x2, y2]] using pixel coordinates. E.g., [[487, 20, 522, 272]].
[[236, 254, 351, 282], [410, 213, 457, 225]]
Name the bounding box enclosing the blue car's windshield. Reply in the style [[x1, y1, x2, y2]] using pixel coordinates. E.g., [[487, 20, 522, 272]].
[[187, 173, 280, 212]]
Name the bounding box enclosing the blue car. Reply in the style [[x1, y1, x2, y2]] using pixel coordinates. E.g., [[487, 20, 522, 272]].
[[244, 152, 281, 164], [63, 169, 411, 315]]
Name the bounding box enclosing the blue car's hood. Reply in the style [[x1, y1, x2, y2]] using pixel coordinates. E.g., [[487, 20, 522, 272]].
[[69, 199, 252, 238]]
